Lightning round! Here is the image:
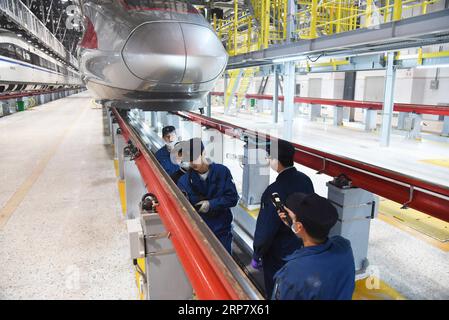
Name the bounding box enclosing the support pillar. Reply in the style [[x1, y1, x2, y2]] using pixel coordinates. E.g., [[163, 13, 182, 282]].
[[380, 52, 397, 147], [206, 92, 212, 117], [283, 61, 296, 141], [408, 113, 422, 140], [272, 68, 279, 124], [333, 107, 344, 126], [364, 109, 378, 131], [241, 137, 270, 210], [327, 181, 377, 274], [442, 116, 449, 137], [309, 104, 321, 121], [115, 128, 126, 180], [127, 196, 193, 299], [124, 149, 147, 220]]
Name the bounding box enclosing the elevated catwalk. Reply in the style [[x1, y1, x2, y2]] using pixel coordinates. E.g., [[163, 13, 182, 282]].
[[0, 92, 136, 299]]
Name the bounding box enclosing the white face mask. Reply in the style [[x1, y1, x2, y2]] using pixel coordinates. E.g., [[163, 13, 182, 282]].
[[291, 222, 298, 234], [166, 141, 176, 151]]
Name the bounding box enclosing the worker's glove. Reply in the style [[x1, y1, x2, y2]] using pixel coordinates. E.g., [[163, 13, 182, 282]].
[[195, 200, 210, 214], [180, 161, 190, 172], [250, 258, 262, 270]]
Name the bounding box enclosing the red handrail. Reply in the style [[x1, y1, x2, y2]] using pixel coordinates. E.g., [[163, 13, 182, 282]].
[[175, 111, 449, 223], [112, 108, 257, 300], [211, 92, 449, 116]]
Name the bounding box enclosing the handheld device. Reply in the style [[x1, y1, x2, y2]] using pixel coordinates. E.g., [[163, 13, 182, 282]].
[[271, 193, 293, 226]]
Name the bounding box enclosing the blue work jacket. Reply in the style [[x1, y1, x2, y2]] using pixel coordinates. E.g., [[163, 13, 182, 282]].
[[253, 167, 314, 261], [253, 166, 314, 296], [177, 163, 239, 237], [272, 236, 356, 300], [155, 145, 179, 176]]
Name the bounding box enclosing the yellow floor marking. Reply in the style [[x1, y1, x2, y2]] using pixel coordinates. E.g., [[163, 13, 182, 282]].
[[118, 179, 127, 217], [239, 204, 259, 219], [0, 105, 87, 230], [379, 199, 449, 243], [378, 213, 449, 252], [114, 159, 119, 177], [135, 257, 146, 300], [353, 277, 405, 300], [420, 158, 449, 169]]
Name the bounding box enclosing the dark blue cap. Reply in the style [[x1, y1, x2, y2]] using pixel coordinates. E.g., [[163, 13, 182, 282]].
[[286, 193, 338, 240]]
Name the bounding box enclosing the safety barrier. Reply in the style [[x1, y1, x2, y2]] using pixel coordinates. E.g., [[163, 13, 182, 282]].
[[211, 92, 449, 116]]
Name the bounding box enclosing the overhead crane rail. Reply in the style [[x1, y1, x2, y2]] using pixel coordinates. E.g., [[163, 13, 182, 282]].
[[174, 111, 449, 224], [111, 108, 262, 300]]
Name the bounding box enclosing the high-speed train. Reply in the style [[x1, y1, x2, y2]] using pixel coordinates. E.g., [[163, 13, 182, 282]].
[[78, 0, 228, 111], [0, 29, 82, 94]]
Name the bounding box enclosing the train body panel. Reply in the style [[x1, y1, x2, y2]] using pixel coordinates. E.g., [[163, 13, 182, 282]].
[[79, 0, 228, 111], [0, 30, 82, 95]]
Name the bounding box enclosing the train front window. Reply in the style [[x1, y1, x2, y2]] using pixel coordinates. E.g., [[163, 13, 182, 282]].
[[120, 0, 199, 14]]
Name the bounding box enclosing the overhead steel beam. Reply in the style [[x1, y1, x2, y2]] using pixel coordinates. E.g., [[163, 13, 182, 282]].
[[227, 9, 449, 69]]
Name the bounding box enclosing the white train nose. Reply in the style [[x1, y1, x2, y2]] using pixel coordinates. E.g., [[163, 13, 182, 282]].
[[122, 22, 228, 85]]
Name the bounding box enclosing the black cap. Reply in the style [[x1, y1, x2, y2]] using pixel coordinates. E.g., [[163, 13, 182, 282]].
[[162, 126, 176, 137], [268, 139, 295, 167], [179, 138, 204, 162], [286, 193, 338, 240]]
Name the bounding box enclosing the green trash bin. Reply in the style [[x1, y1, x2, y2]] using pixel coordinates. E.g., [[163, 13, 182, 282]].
[[17, 101, 25, 112], [250, 98, 256, 109]]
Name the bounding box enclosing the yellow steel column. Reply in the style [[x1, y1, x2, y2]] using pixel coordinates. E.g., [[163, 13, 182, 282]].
[[393, 0, 402, 21], [247, 18, 252, 52], [234, 0, 238, 55], [264, 0, 270, 48], [384, 0, 390, 23], [422, 0, 428, 14], [311, 0, 318, 38], [283, 0, 288, 41], [336, 0, 342, 33], [366, 0, 373, 28]]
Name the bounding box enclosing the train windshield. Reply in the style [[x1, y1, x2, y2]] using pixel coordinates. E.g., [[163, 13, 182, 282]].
[[120, 0, 199, 14]]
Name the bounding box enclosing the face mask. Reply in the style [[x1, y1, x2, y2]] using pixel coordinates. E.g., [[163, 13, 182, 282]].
[[180, 161, 190, 170], [291, 222, 298, 234], [166, 141, 176, 151]]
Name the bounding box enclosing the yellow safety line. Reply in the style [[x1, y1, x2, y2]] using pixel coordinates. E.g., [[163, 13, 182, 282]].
[[117, 180, 127, 217], [379, 213, 449, 252], [114, 159, 119, 178], [0, 104, 87, 229], [380, 199, 449, 242], [353, 277, 405, 300], [239, 204, 259, 219], [419, 158, 449, 169]]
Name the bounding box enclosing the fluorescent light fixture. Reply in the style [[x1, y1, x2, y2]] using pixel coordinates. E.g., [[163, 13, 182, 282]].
[[416, 64, 449, 69]]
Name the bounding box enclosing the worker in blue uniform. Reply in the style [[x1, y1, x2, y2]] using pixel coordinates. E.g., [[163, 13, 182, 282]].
[[177, 138, 239, 254], [155, 126, 180, 176], [252, 139, 315, 298], [272, 192, 355, 300]]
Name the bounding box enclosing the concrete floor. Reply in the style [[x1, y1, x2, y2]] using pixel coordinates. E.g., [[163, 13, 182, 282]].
[[0, 92, 136, 299], [368, 218, 449, 300]]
